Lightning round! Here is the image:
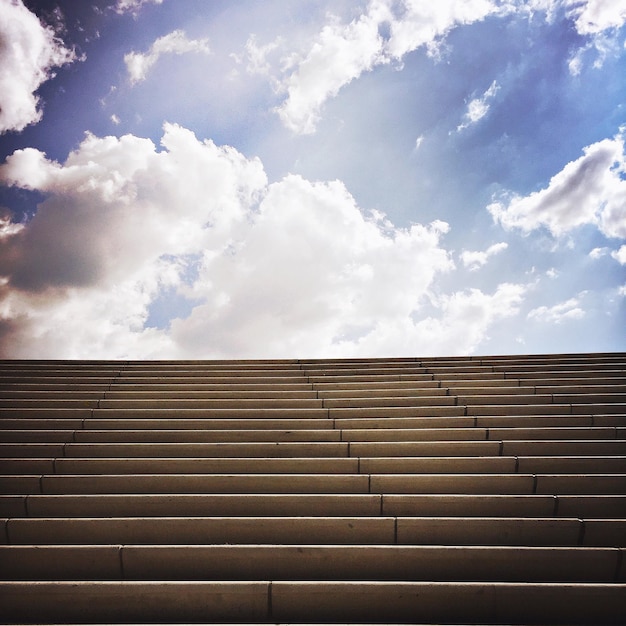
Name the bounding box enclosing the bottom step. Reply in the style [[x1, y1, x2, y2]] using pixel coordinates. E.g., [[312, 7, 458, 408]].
[[2, 581, 625, 624]]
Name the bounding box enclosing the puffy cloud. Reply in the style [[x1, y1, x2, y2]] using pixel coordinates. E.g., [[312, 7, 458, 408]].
[[456, 80, 500, 132], [565, 0, 626, 35], [346, 283, 526, 357], [125, 30, 210, 84], [276, 0, 505, 134], [488, 132, 626, 238], [0, 0, 76, 133], [0, 124, 478, 359], [612, 245, 626, 264], [114, 0, 164, 16], [0, 124, 266, 293], [527, 296, 586, 324], [460, 241, 508, 271]]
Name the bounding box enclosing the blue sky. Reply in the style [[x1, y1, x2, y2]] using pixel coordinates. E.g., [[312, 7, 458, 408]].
[[0, 0, 624, 359]]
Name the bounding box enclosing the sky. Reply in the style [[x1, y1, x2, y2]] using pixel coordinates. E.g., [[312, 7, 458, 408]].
[[0, 0, 625, 360]]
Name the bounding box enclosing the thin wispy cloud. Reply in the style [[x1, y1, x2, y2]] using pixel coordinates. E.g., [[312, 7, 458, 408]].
[[114, 0, 164, 16], [457, 81, 500, 132], [125, 30, 210, 84], [528, 296, 586, 324]]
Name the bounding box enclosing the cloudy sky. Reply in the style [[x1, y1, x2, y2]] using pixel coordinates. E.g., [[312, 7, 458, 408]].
[[0, 0, 625, 359]]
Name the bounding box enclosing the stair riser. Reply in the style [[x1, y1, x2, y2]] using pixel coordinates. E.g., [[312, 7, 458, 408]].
[[5, 494, 626, 518], [1, 581, 625, 624], [4, 517, 626, 547], [2, 545, 622, 583]]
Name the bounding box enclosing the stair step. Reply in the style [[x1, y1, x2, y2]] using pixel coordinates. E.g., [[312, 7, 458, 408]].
[[2, 581, 625, 624], [5, 516, 395, 545], [6, 515, 624, 546], [5, 472, 624, 496], [7, 473, 372, 494], [2, 544, 622, 582], [4, 493, 625, 518]]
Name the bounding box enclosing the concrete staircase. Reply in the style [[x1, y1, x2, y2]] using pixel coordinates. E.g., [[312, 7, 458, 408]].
[[0, 353, 625, 624]]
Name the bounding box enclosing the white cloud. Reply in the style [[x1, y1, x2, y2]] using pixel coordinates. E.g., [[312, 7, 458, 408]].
[[0, 124, 266, 292], [0, 124, 508, 359], [460, 241, 508, 270], [527, 296, 586, 324], [528, 0, 626, 34], [612, 244, 626, 264], [385, 0, 506, 59], [488, 131, 626, 238], [111, 114, 121, 125], [589, 246, 609, 259], [565, 0, 626, 35], [360, 282, 525, 357], [0, 0, 76, 133], [273, 0, 626, 134], [457, 80, 500, 132], [234, 35, 283, 76], [276, 0, 506, 134], [114, 0, 164, 16], [0, 213, 25, 239], [529, 0, 626, 73], [125, 30, 210, 84], [276, 1, 391, 134]]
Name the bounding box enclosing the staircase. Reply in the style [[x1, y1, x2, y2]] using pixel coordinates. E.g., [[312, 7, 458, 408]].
[[1, 353, 625, 624]]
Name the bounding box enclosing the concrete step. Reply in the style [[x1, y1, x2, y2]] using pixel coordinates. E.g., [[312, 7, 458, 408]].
[[4, 493, 385, 517], [4, 515, 624, 547], [434, 369, 625, 381], [1, 581, 625, 624], [13, 472, 625, 496], [1, 515, 618, 546], [3, 473, 373, 494], [2, 544, 623, 582], [350, 440, 626, 456], [0, 457, 360, 475], [0, 389, 322, 400], [7, 413, 619, 431], [382, 494, 626, 517], [0, 472, 529, 495], [2, 455, 623, 477], [2, 439, 625, 459], [3, 493, 625, 518], [4, 516, 395, 545], [0, 429, 343, 443], [0, 417, 337, 430]]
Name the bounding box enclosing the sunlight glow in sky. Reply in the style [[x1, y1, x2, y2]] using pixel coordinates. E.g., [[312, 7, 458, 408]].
[[0, 0, 624, 359]]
